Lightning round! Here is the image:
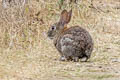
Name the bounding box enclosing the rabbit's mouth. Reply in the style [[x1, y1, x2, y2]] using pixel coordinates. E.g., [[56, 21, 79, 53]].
[[47, 31, 54, 40], [47, 34, 54, 39]]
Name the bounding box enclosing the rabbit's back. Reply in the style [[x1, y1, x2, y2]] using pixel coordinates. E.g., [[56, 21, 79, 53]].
[[54, 26, 93, 60]]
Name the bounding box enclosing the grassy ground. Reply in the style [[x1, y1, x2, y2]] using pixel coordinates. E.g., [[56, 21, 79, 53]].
[[0, 0, 120, 80]]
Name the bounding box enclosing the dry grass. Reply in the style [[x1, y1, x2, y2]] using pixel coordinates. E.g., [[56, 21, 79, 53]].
[[0, 0, 120, 80]]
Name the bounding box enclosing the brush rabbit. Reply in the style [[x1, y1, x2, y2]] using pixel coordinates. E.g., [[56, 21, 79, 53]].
[[47, 9, 93, 62]]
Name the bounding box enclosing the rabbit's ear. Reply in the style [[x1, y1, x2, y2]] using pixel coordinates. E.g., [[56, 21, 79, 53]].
[[67, 9, 72, 23], [59, 9, 72, 25]]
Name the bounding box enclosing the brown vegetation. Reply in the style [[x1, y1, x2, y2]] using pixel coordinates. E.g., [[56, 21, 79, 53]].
[[0, 0, 120, 80]]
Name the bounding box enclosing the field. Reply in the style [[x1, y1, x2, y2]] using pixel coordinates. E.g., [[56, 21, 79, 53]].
[[0, 0, 120, 80]]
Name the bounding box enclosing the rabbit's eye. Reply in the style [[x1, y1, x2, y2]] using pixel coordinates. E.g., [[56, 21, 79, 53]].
[[51, 26, 56, 30]]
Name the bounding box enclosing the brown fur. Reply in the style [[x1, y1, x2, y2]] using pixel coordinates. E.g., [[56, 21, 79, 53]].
[[47, 9, 94, 62]]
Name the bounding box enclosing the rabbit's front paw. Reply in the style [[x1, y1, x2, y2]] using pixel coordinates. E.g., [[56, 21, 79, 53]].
[[59, 56, 66, 61]]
